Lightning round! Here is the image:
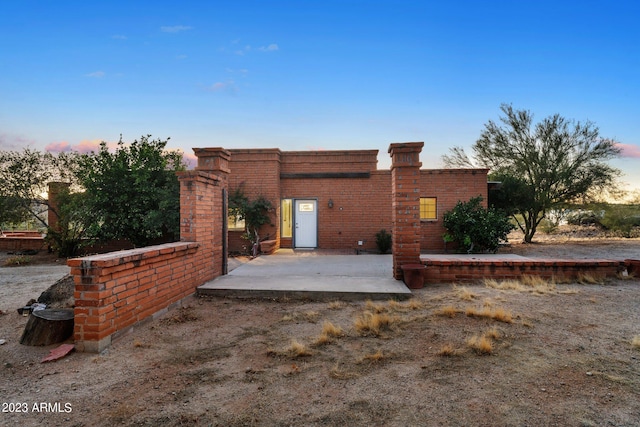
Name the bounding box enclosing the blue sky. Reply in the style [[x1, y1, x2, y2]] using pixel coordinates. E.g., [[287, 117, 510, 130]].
[[1, 1, 639, 195]]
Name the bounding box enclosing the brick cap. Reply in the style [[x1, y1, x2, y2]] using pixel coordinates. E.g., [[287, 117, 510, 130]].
[[192, 147, 231, 160], [388, 142, 424, 154]]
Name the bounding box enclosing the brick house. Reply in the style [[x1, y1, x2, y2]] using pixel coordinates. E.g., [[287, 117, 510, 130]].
[[225, 146, 489, 254]]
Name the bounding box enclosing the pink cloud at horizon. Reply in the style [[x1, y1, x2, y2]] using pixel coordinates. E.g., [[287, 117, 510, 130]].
[[46, 140, 197, 168], [616, 142, 640, 159], [182, 152, 197, 169], [45, 139, 113, 154]]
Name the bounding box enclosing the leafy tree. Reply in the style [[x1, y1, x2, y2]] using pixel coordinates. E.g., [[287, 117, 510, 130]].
[[442, 196, 514, 253], [45, 187, 93, 257], [228, 187, 273, 255], [77, 135, 185, 247], [0, 195, 30, 230], [443, 104, 621, 243], [0, 149, 79, 230]]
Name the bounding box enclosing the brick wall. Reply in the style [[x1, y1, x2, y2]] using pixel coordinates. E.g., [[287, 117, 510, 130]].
[[0, 236, 46, 252], [68, 242, 199, 352], [225, 148, 489, 253], [280, 171, 391, 251], [419, 169, 489, 252], [228, 149, 281, 251], [422, 257, 627, 283], [389, 142, 424, 279], [68, 160, 228, 352], [280, 150, 378, 174]]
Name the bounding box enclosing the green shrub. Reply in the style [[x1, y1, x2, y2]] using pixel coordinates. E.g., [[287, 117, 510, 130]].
[[375, 229, 392, 254], [5, 255, 32, 266], [600, 204, 640, 237], [443, 196, 514, 253], [539, 218, 558, 234], [566, 210, 602, 226]]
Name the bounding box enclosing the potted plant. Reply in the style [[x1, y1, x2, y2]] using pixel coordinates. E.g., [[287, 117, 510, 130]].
[[375, 229, 392, 254]]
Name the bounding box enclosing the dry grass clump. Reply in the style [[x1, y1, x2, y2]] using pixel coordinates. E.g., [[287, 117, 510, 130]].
[[632, 336, 640, 349], [453, 286, 476, 301], [405, 298, 425, 310], [330, 363, 359, 379], [322, 321, 345, 337], [485, 275, 556, 294], [268, 339, 314, 358], [484, 326, 501, 340], [467, 334, 494, 355], [437, 343, 461, 357], [133, 340, 151, 349], [328, 300, 348, 310], [465, 306, 513, 323], [358, 349, 386, 364], [313, 321, 345, 346], [388, 298, 424, 312], [354, 311, 397, 336], [435, 305, 459, 318], [287, 339, 313, 357], [365, 300, 388, 313], [576, 273, 605, 285], [467, 326, 506, 355], [281, 310, 320, 323]]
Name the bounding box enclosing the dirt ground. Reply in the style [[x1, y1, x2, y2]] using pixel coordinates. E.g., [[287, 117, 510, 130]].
[[1, 229, 639, 427]]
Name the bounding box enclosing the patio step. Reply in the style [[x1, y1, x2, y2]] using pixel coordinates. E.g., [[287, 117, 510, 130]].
[[197, 275, 412, 301]]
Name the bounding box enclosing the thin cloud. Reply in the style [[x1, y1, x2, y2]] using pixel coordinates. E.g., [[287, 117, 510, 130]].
[[259, 43, 279, 52], [617, 142, 640, 158], [111, 35, 127, 40], [173, 151, 197, 169], [225, 68, 249, 76], [206, 80, 237, 94], [235, 45, 251, 56], [45, 139, 113, 154], [44, 141, 73, 153], [86, 71, 105, 78], [161, 25, 193, 33], [0, 133, 35, 150]]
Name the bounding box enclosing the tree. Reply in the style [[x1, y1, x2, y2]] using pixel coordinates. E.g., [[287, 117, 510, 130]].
[[442, 196, 514, 253], [77, 135, 185, 247], [443, 104, 621, 243], [228, 187, 273, 256], [45, 187, 93, 257], [0, 149, 79, 230]]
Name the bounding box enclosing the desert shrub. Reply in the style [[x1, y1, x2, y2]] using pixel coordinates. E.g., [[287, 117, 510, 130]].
[[566, 210, 603, 226], [538, 218, 558, 234], [4, 255, 32, 266], [443, 196, 514, 253], [600, 204, 640, 238], [375, 229, 392, 254]]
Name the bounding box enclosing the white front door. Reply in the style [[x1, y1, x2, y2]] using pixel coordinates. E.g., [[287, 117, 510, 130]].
[[294, 199, 317, 248]]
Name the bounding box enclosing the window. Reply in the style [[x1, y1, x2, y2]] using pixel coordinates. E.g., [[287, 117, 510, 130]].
[[281, 199, 292, 238], [420, 197, 437, 220], [228, 214, 245, 231]]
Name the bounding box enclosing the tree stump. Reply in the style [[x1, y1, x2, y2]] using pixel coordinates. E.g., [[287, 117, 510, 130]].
[[20, 309, 74, 346]]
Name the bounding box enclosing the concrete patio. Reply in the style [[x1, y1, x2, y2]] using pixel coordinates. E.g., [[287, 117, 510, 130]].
[[197, 250, 413, 301]]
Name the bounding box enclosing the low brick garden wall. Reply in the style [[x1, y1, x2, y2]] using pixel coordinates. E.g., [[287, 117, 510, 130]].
[[68, 242, 200, 352], [421, 257, 629, 284], [0, 234, 46, 252]]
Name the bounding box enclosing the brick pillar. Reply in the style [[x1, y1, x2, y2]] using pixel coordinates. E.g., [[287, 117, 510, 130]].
[[389, 142, 424, 279], [47, 182, 70, 232], [178, 148, 231, 282]]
